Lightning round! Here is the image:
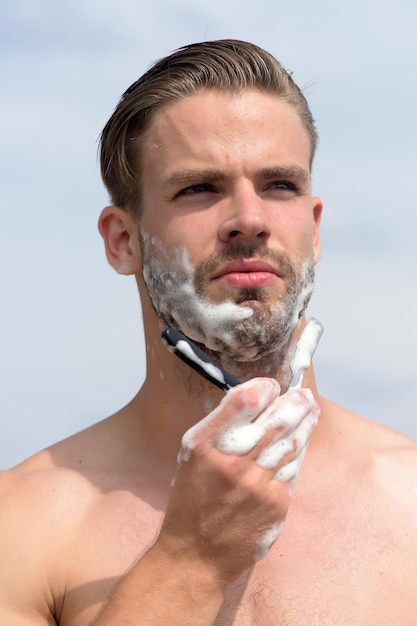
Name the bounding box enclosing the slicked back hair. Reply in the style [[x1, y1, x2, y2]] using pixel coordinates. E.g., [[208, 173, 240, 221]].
[[99, 39, 318, 217]]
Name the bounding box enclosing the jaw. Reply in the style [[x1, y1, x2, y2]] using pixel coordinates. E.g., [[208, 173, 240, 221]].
[[138, 233, 315, 382]]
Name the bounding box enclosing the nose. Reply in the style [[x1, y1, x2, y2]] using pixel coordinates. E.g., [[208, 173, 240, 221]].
[[218, 189, 271, 244]]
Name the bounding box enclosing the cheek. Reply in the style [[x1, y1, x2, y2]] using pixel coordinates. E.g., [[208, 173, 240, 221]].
[[168, 221, 218, 264], [296, 214, 318, 257], [276, 220, 314, 263], [270, 204, 312, 240], [141, 210, 210, 256]]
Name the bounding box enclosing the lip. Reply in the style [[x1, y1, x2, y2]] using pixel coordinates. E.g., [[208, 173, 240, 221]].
[[211, 258, 281, 289]]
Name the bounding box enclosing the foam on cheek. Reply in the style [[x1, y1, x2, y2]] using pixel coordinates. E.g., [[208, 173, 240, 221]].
[[184, 296, 254, 348], [141, 231, 317, 370], [141, 235, 253, 349]]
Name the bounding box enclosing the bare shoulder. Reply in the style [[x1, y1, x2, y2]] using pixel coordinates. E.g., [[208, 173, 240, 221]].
[[347, 402, 417, 483], [0, 432, 105, 550], [0, 414, 128, 522], [0, 455, 91, 623], [0, 420, 120, 624], [321, 395, 417, 462], [371, 418, 417, 505], [316, 396, 417, 597], [321, 396, 417, 522], [365, 419, 417, 579], [0, 416, 167, 624]]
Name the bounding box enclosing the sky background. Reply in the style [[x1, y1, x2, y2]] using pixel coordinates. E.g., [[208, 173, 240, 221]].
[[1, 0, 416, 469]]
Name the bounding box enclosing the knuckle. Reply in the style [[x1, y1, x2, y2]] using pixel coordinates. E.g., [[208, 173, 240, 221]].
[[266, 481, 290, 515], [289, 387, 315, 410], [215, 454, 244, 485], [271, 388, 316, 432], [230, 377, 279, 413], [179, 438, 210, 463], [240, 472, 270, 503]]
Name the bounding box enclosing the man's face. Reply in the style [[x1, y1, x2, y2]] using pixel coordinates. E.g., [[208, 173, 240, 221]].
[[137, 89, 322, 362]]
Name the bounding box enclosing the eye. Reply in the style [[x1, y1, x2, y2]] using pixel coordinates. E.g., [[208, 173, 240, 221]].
[[177, 183, 214, 196], [271, 181, 297, 191]]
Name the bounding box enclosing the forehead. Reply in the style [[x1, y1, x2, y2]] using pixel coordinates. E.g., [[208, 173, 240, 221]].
[[149, 88, 309, 140], [141, 89, 312, 188]]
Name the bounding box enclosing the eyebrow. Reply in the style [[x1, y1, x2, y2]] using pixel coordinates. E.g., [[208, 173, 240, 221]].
[[162, 168, 226, 189], [258, 165, 311, 185], [161, 164, 310, 189]]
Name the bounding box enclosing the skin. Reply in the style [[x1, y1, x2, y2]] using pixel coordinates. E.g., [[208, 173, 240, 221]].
[[1, 89, 417, 626]]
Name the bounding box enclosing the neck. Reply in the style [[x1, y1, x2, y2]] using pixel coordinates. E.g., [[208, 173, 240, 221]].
[[128, 309, 319, 473]]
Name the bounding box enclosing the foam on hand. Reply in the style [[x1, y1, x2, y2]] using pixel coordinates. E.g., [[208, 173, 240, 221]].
[[178, 379, 319, 562], [145, 231, 323, 564], [253, 522, 284, 562]]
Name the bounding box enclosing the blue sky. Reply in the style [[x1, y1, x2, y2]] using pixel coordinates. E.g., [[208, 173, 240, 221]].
[[1, 0, 416, 468]]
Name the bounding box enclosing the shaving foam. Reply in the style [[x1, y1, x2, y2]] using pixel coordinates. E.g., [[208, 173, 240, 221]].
[[140, 231, 315, 364]]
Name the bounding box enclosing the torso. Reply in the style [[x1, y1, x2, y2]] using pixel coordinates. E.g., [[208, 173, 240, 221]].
[[3, 400, 417, 625]]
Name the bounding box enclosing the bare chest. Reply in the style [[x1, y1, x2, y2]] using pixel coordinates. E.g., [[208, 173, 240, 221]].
[[216, 540, 415, 626], [55, 476, 417, 626], [59, 538, 415, 626], [216, 503, 416, 625]]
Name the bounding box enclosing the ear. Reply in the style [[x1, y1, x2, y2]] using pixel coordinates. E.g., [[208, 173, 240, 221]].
[[312, 197, 323, 265], [98, 206, 142, 275]]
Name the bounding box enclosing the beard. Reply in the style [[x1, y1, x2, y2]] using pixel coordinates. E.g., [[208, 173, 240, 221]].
[[140, 233, 315, 365]]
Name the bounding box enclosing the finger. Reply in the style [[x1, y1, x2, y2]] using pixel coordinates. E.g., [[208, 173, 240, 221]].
[[241, 388, 316, 466], [255, 436, 295, 470], [255, 400, 319, 471], [255, 387, 316, 437], [214, 386, 314, 458], [273, 403, 320, 492], [179, 378, 280, 462], [274, 442, 308, 490]]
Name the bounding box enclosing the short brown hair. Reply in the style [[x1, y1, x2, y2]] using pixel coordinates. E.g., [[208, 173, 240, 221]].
[[99, 39, 318, 216]]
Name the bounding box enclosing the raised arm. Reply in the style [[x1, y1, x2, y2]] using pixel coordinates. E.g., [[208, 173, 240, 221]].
[[94, 378, 319, 625]]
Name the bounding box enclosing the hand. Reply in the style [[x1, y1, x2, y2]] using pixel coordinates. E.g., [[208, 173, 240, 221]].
[[159, 378, 319, 583]]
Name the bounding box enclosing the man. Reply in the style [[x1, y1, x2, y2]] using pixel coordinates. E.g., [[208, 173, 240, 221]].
[[1, 39, 416, 625]]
